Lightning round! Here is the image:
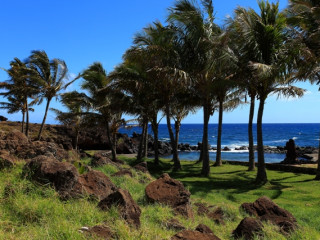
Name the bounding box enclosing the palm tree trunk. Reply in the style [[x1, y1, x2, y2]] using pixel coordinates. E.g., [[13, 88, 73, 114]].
[[196, 135, 204, 164], [215, 99, 223, 166], [151, 114, 159, 165], [315, 133, 320, 180], [174, 120, 181, 170], [137, 118, 146, 161], [248, 94, 255, 171], [112, 132, 117, 160], [165, 104, 181, 171], [38, 98, 51, 140], [106, 121, 117, 162], [256, 97, 267, 184], [25, 98, 29, 138], [143, 121, 148, 158], [201, 103, 210, 177], [21, 111, 25, 133]]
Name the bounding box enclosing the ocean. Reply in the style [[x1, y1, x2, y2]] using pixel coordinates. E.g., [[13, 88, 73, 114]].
[[119, 123, 320, 163]]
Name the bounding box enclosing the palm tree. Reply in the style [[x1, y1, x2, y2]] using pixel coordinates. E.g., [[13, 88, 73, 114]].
[[235, 1, 305, 184], [28, 50, 78, 140], [0, 57, 38, 136], [287, 0, 320, 179], [80, 62, 122, 162], [51, 91, 89, 150]]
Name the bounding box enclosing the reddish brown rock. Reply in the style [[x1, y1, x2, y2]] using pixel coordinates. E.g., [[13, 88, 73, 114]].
[[0, 151, 16, 169], [111, 169, 133, 177], [145, 173, 193, 218], [133, 162, 149, 173], [164, 218, 186, 231], [195, 224, 214, 234], [233, 217, 263, 240], [80, 225, 114, 239], [240, 196, 297, 234], [195, 202, 210, 216], [171, 230, 221, 240], [98, 188, 141, 228], [78, 170, 117, 200], [22, 155, 79, 199], [207, 207, 225, 225]]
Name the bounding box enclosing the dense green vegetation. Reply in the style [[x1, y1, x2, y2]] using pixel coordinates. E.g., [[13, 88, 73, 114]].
[[0, 156, 319, 239]]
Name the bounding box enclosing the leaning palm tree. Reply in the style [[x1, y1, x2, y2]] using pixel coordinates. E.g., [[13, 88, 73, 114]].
[[287, 0, 320, 179], [237, 1, 305, 183], [28, 50, 78, 140]]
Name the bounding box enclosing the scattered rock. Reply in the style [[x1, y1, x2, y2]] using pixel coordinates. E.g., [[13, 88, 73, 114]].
[[171, 230, 221, 240], [223, 147, 231, 151], [0, 151, 16, 169], [22, 155, 79, 199], [233, 217, 263, 240], [80, 225, 114, 239], [207, 207, 225, 225], [241, 196, 297, 234], [195, 224, 214, 234], [78, 170, 117, 200], [98, 188, 141, 228], [133, 162, 149, 173], [91, 152, 114, 167], [0, 116, 8, 121], [111, 169, 133, 177], [163, 218, 185, 231], [145, 173, 193, 219], [281, 139, 298, 164]]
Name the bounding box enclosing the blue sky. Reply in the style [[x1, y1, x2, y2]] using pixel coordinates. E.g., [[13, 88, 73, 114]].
[[0, 0, 319, 124]]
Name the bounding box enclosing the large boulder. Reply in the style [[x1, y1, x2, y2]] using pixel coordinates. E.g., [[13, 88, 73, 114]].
[[98, 188, 141, 228], [145, 173, 193, 218], [171, 229, 221, 240], [0, 151, 16, 170], [241, 196, 297, 234], [78, 170, 117, 200], [133, 162, 149, 173], [195, 203, 225, 224], [0, 130, 29, 152], [233, 217, 263, 240], [22, 155, 79, 199]]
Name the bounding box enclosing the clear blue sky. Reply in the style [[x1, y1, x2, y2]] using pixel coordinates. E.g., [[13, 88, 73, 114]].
[[0, 0, 318, 124]]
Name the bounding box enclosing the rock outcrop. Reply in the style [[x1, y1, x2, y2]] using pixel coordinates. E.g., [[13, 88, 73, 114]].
[[145, 173, 193, 218], [241, 196, 297, 234], [98, 189, 141, 228], [233, 217, 263, 240]]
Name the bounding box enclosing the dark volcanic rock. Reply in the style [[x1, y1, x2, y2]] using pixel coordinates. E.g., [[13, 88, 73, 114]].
[[22, 155, 79, 199], [91, 152, 114, 167], [133, 162, 149, 173], [171, 230, 221, 240], [195, 224, 214, 234], [282, 139, 298, 164], [78, 170, 117, 200], [80, 225, 114, 239], [98, 188, 141, 228], [164, 218, 186, 231], [240, 196, 297, 234], [233, 217, 263, 240], [0, 116, 8, 121], [145, 173, 193, 218], [112, 169, 133, 177]]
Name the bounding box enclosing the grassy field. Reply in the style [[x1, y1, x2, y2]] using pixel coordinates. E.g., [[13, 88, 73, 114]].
[[0, 156, 320, 239]]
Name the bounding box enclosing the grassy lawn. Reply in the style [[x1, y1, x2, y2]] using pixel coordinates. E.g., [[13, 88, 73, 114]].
[[0, 157, 319, 239]]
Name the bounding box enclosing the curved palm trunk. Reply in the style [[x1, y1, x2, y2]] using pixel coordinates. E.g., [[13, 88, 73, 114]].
[[215, 99, 223, 166], [137, 118, 147, 161], [143, 121, 148, 158], [201, 103, 210, 176], [315, 133, 320, 180], [165, 104, 181, 171], [38, 98, 51, 140], [256, 97, 267, 184], [25, 98, 29, 138], [21, 111, 25, 133], [151, 114, 159, 165], [106, 121, 117, 162], [248, 94, 256, 171]]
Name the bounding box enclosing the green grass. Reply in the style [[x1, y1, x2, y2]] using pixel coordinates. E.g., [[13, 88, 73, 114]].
[[0, 158, 320, 239]]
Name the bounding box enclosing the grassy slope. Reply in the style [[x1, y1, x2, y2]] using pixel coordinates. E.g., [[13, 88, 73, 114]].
[[0, 157, 320, 240]]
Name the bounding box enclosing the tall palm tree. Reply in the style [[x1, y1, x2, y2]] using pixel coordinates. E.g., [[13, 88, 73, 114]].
[[81, 62, 122, 162], [28, 50, 78, 140], [235, 1, 305, 183], [287, 0, 320, 179]]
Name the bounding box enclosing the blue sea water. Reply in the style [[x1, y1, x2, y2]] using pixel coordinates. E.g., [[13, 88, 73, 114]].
[[119, 123, 320, 163]]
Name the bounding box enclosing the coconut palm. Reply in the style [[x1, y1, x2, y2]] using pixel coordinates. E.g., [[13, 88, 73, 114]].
[[234, 1, 305, 184], [0, 57, 38, 136], [287, 0, 320, 179], [28, 50, 79, 140]]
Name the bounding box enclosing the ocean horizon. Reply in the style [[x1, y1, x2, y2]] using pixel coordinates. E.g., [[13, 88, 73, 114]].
[[119, 123, 320, 163]]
